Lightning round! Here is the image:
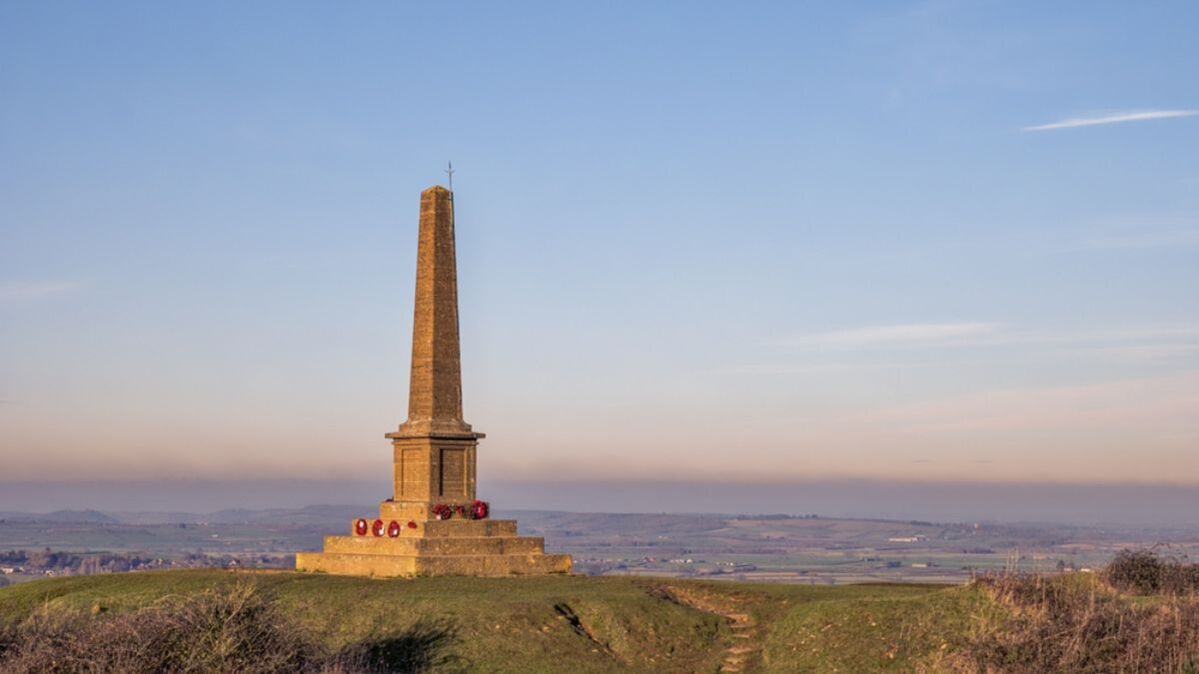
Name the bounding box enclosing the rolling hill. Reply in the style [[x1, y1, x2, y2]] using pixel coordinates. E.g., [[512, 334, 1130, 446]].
[[0, 570, 983, 672]]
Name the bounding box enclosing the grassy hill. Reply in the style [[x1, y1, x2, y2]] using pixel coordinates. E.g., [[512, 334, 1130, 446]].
[[0, 570, 986, 672], [6, 566, 1197, 673]]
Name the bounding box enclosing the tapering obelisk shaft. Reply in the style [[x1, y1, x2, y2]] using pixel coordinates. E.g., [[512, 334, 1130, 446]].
[[396, 186, 474, 436], [387, 185, 480, 509]]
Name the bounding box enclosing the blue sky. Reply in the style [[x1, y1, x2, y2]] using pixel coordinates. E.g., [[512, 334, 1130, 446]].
[[2, 2, 1197, 487]]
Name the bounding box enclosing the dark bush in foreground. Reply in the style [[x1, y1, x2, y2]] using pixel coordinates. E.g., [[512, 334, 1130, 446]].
[[331, 620, 464, 674], [0, 583, 460, 674], [1105, 548, 1199, 596]]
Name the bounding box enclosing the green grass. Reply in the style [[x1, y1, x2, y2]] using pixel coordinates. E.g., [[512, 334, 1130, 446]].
[[0, 570, 979, 673], [760, 583, 999, 672]]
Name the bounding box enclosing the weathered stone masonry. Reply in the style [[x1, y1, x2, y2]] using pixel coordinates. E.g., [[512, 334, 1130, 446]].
[[295, 185, 571, 577]]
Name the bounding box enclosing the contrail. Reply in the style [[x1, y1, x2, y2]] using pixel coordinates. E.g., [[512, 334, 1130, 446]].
[[1023, 109, 1197, 132]]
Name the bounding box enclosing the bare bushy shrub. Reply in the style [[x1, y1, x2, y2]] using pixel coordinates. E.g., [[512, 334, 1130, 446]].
[[0, 583, 325, 673], [1105, 548, 1168, 594], [1105, 548, 1199, 596], [0, 582, 462, 673]]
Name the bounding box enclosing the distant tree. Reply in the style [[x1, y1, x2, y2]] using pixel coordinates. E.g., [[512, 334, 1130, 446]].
[[78, 557, 101, 575], [27, 548, 52, 569]]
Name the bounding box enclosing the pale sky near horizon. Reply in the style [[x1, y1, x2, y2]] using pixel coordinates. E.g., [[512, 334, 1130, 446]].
[[2, 2, 1197, 487]]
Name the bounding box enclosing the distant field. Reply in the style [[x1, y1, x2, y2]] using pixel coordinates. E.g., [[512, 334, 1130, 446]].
[[4, 508, 1199, 586], [0, 569, 983, 673]]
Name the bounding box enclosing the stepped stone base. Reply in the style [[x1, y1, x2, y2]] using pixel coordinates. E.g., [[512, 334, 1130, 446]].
[[295, 550, 572, 577], [295, 515, 572, 578]]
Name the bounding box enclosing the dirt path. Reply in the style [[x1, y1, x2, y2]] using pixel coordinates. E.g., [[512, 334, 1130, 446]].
[[659, 585, 766, 673]]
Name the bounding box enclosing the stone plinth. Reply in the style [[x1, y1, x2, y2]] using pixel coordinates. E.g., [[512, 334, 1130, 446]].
[[295, 511, 571, 578]]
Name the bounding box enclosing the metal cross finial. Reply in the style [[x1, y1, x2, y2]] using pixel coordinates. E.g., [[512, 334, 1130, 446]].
[[445, 161, 454, 192]]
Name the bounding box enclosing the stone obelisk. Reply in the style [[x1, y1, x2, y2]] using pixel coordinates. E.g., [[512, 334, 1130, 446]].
[[386, 186, 481, 517], [295, 185, 571, 577]]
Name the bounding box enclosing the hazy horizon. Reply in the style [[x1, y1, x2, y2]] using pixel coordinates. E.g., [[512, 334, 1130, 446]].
[[2, 478, 1198, 528], [3, 4, 1197, 491]]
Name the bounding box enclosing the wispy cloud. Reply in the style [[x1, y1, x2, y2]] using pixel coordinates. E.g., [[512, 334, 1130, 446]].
[[784, 322, 1000, 349], [719, 322, 1199, 377], [0, 281, 81, 303], [784, 322, 1199, 352], [1023, 109, 1197, 132]]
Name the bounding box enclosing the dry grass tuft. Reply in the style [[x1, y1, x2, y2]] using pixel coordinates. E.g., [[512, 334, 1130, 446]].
[[951, 553, 1199, 674]]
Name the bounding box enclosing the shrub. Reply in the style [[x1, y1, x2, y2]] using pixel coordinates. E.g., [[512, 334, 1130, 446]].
[[0, 582, 462, 673], [1105, 548, 1199, 596], [0, 583, 325, 673], [1106, 548, 1168, 594]]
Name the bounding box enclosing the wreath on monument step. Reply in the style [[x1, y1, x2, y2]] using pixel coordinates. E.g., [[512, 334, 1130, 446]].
[[352, 501, 490, 534], [354, 518, 420, 537], [471, 500, 489, 520], [432, 500, 489, 521]]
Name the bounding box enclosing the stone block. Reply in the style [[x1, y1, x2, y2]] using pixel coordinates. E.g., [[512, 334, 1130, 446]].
[[322, 535, 545, 556], [295, 551, 571, 578]]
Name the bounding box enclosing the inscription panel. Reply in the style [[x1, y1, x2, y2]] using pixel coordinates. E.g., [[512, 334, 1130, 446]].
[[401, 448, 424, 499], [439, 448, 466, 498]]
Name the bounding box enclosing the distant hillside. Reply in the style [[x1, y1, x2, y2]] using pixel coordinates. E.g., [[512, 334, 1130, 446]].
[[4, 508, 1196, 587], [0, 505, 372, 526], [107, 504, 370, 526], [0, 509, 119, 524]]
